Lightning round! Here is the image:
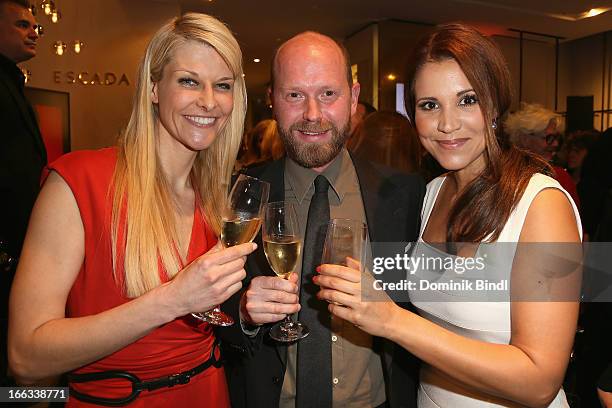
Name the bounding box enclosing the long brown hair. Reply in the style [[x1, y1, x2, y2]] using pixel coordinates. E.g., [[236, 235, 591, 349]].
[[347, 110, 422, 173], [405, 23, 550, 243]]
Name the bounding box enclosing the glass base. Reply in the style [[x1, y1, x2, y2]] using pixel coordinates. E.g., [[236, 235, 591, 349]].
[[191, 310, 234, 327], [269, 321, 309, 342]]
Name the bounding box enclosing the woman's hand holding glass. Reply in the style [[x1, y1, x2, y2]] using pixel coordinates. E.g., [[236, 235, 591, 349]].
[[319, 218, 367, 306], [314, 257, 398, 338], [314, 218, 398, 337], [167, 241, 256, 318], [192, 174, 269, 326]]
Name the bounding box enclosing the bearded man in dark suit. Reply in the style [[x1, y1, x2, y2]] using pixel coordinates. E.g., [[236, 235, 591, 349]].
[[220, 31, 423, 408]]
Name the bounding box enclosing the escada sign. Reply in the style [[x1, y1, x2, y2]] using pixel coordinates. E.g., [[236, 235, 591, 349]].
[[53, 71, 130, 86]]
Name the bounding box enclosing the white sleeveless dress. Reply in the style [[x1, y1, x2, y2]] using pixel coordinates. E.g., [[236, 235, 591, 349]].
[[411, 173, 582, 408]]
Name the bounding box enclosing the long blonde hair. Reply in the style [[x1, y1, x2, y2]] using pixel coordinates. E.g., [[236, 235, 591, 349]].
[[111, 13, 247, 297]]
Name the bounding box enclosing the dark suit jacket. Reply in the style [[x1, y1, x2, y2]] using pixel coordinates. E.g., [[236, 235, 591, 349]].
[[218, 155, 425, 408], [0, 53, 46, 381], [0, 54, 46, 263]]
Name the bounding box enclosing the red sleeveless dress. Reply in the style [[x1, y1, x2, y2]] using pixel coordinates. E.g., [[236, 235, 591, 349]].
[[48, 147, 230, 407]]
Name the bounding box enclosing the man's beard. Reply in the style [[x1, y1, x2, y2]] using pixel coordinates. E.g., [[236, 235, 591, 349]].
[[278, 119, 350, 168]]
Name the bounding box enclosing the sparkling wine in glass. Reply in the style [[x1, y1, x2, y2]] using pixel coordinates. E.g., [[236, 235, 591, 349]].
[[263, 201, 309, 342], [221, 217, 262, 247], [321, 218, 368, 304], [192, 174, 270, 326]]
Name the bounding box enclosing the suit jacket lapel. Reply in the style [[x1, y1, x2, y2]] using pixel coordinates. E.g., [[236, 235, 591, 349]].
[[351, 154, 408, 379], [258, 158, 285, 203], [351, 154, 382, 243], [268, 160, 289, 366], [247, 159, 289, 366]]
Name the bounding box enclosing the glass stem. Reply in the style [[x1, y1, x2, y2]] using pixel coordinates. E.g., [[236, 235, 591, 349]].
[[280, 315, 294, 332], [282, 273, 296, 329]]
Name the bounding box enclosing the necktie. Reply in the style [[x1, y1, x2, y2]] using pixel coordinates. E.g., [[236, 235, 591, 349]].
[[296, 175, 332, 408]]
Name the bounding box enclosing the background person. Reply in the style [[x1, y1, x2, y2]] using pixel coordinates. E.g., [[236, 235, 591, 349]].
[[599, 364, 612, 407], [9, 13, 254, 407], [258, 119, 284, 162], [347, 110, 423, 173], [349, 100, 377, 137], [238, 118, 284, 169], [504, 102, 580, 207], [561, 129, 600, 186], [316, 23, 581, 407], [574, 127, 612, 407], [0, 0, 45, 385]]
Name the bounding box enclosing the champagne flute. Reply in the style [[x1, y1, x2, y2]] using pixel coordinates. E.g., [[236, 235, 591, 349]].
[[263, 201, 309, 342], [321, 218, 368, 304], [192, 174, 270, 326]]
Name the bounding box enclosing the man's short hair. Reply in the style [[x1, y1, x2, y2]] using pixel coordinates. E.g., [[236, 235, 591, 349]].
[[269, 31, 353, 90]]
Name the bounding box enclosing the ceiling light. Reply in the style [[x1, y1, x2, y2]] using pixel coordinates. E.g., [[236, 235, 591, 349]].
[[41, 0, 54, 16], [387, 74, 397, 81], [53, 41, 66, 56], [74, 41, 83, 54], [451, 0, 611, 22], [51, 10, 61, 23], [585, 8, 610, 18], [253, 58, 261, 63], [549, 6, 612, 21]]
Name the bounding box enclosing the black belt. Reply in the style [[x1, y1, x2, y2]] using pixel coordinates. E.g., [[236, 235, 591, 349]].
[[68, 339, 222, 406]]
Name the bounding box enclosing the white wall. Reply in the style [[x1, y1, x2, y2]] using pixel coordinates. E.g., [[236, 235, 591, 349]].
[[345, 21, 612, 132], [20, 6, 612, 150], [345, 24, 376, 107], [494, 35, 558, 112], [20, 0, 180, 150], [494, 32, 612, 131], [561, 33, 612, 130]]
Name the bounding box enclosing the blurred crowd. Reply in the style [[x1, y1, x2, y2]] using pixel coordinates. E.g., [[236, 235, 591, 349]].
[[239, 103, 610, 237]]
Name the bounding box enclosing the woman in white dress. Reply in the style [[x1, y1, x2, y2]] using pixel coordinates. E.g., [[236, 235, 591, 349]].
[[314, 23, 582, 407]]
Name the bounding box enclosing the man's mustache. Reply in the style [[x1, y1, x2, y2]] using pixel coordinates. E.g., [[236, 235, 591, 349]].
[[290, 121, 334, 133]]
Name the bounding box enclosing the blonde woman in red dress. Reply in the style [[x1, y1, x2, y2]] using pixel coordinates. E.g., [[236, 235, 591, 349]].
[[9, 13, 253, 407]]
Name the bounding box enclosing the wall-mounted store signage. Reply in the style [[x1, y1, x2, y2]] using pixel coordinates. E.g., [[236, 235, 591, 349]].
[[53, 71, 130, 86]]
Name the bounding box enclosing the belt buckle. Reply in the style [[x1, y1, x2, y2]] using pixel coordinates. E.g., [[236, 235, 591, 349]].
[[168, 372, 191, 387]]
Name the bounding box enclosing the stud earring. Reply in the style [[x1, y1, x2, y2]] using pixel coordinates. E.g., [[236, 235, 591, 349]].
[[492, 119, 498, 130]]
